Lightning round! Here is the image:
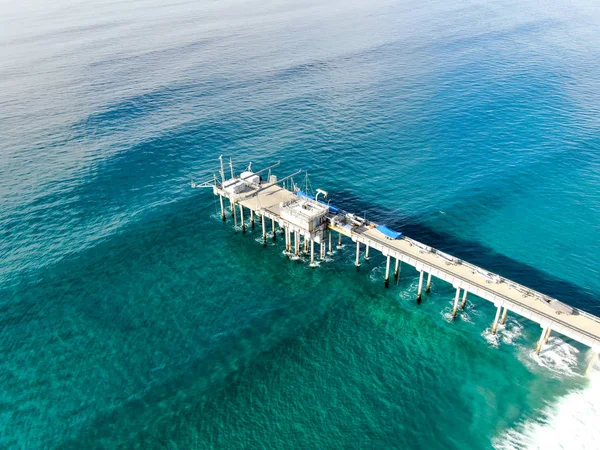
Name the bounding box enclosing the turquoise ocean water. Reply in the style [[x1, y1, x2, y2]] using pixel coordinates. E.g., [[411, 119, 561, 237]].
[[1, 0, 600, 448]]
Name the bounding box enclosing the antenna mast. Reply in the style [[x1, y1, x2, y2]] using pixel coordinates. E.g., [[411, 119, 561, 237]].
[[219, 155, 226, 184]]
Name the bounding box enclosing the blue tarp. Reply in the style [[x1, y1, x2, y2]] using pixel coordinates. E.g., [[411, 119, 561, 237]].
[[376, 225, 402, 239], [320, 201, 340, 213], [295, 190, 315, 200]]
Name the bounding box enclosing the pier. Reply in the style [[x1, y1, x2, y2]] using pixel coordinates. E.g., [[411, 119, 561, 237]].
[[194, 158, 600, 376]]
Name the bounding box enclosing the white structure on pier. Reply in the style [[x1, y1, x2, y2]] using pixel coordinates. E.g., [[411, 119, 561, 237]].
[[280, 197, 329, 233]]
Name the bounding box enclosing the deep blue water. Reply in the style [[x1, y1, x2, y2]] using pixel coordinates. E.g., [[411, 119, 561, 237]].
[[1, 0, 600, 448]]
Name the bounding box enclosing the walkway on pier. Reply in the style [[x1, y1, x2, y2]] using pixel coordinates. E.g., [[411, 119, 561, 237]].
[[334, 223, 600, 353]]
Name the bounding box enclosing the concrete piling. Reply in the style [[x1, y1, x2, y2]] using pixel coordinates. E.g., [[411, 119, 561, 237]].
[[500, 307, 508, 325], [285, 227, 291, 253], [295, 231, 300, 256], [544, 327, 552, 344], [492, 306, 502, 334], [536, 325, 549, 354], [365, 243, 370, 260], [261, 215, 266, 246], [461, 290, 468, 309], [250, 209, 255, 228], [426, 272, 432, 293], [394, 259, 400, 280], [328, 230, 333, 254], [417, 270, 424, 303], [291, 230, 295, 254], [272, 218, 276, 241], [355, 241, 361, 267], [452, 288, 461, 318], [310, 239, 315, 266], [232, 200, 237, 228], [239, 204, 245, 233], [338, 232, 342, 248], [219, 195, 226, 221], [384, 255, 391, 288]]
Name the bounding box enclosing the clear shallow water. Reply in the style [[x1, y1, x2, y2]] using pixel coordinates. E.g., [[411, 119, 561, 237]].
[[1, 0, 599, 448]]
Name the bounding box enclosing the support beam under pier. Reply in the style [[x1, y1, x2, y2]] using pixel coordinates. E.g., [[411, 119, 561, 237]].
[[337, 232, 342, 248], [239, 204, 245, 233], [232, 200, 237, 228], [426, 272, 432, 293], [328, 230, 333, 254], [394, 259, 400, 280], [417, 270, 424, 303], [536, 325, 549, 354], [272, 219, 276, 241], [365, 243, 370, 260], [355, 241, 360, 268], [544, 327, 552, 344], [250, 209, 255, 228], [219, 195, 226, 221], [310, 239, 315, 267], [261, 215, 266, 246], [452, 287, 461, 318], [500, 307, 508, 325], [384, 255, 391, 288], [492, 305, 502, 334], [461, 290, 468, 309], [295, 231, 300, 256]]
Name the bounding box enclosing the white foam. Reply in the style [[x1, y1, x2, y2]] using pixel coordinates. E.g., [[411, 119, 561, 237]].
[[493, 363, 600, 450], [467, 304, 483, 318], [368, 265, 384, 283], [442, 310, 455, 323], [396, 288, 414, 302], [499, 320, 524, 345], [480, 317, 525, 348], [482, 327, 501, 348], [460, 311, 475, 324], [519, 337, 580, 379]]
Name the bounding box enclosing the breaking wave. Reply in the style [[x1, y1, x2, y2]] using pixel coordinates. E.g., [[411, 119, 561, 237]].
[[494, 347, 599, 450]]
